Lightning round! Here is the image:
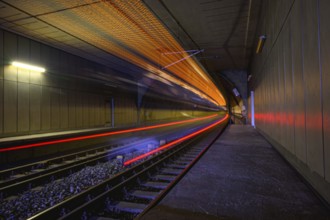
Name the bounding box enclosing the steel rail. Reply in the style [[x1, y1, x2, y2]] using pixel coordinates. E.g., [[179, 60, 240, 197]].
[[28, 117, 228, 220]]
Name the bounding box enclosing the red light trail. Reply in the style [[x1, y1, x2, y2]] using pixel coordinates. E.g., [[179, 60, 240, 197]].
[[0, 114, 219, 153], [123, 114, 229, 166]]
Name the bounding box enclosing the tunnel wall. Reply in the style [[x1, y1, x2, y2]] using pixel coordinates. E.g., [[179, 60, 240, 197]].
[[140, 96, 212, 123], [250, 0, 330, 203], [0, 29, 117, 138], [0, 28, 216, 140], [113, 95, 137, 127]]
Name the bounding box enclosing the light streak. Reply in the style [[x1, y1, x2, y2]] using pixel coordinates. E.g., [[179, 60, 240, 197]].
[[123, 114, 229, 166], [0, 114, 219, 153], [12, 0, 226, 106]]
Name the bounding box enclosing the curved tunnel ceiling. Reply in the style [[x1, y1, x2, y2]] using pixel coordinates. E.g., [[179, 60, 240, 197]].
[[0, 0, 226, 106]]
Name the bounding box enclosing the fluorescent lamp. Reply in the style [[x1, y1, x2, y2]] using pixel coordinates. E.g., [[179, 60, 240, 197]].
[[256, 35, 266, 54], [233, 88, 240, 96], [12, 61, 46, 72]]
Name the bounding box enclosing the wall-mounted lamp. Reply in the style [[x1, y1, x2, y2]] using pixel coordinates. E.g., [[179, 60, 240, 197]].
[[233, 88, 240, 97], [256, 35, 266, 54], [12, 61, 46, 72]]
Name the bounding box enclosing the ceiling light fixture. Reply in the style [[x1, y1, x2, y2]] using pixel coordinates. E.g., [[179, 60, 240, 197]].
[[256, 35, 266, 54], [12, 61, 46, 72]]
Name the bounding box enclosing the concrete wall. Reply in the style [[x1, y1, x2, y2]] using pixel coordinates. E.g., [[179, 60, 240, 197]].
[[0, 29, 116, 137], [0, 28, 217, 140], [250, 0, 330, 203], [114, 95, 138, 127]]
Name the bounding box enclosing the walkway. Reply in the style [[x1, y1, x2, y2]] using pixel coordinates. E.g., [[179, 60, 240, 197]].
[[140, 125, 330, 219]]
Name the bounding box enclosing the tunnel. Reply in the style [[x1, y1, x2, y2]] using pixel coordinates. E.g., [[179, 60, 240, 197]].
[[0, 0, 329, 219]]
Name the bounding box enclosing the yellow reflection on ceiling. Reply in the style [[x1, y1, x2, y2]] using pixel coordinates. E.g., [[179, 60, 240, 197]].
[[34, 0, 226, 106]]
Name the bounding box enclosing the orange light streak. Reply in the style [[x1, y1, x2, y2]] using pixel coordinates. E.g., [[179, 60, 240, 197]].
[[18, 0, 226, 106]]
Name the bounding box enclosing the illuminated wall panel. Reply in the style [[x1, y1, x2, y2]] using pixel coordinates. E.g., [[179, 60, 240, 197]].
[[4, 81, 17, 133], [30, 84, 42, 131], [251, 0, 330, 204], [18, 82, 30, 132], [4, 32, 17, 81]]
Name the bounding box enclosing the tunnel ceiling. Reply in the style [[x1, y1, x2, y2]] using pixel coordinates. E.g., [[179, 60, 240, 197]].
[[144, 0, 261, 73], [0, 0, 261, 107]]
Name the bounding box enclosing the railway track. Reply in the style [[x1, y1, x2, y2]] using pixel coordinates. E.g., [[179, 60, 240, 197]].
[[0, 138, 162, 219], [0, 143, 115, 187], [0, 116, 213, 190], [27, 118, 227, 220], [0, 138, 148, 199], [0, 115, 228, 219], [0, 117, 216, 199]]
